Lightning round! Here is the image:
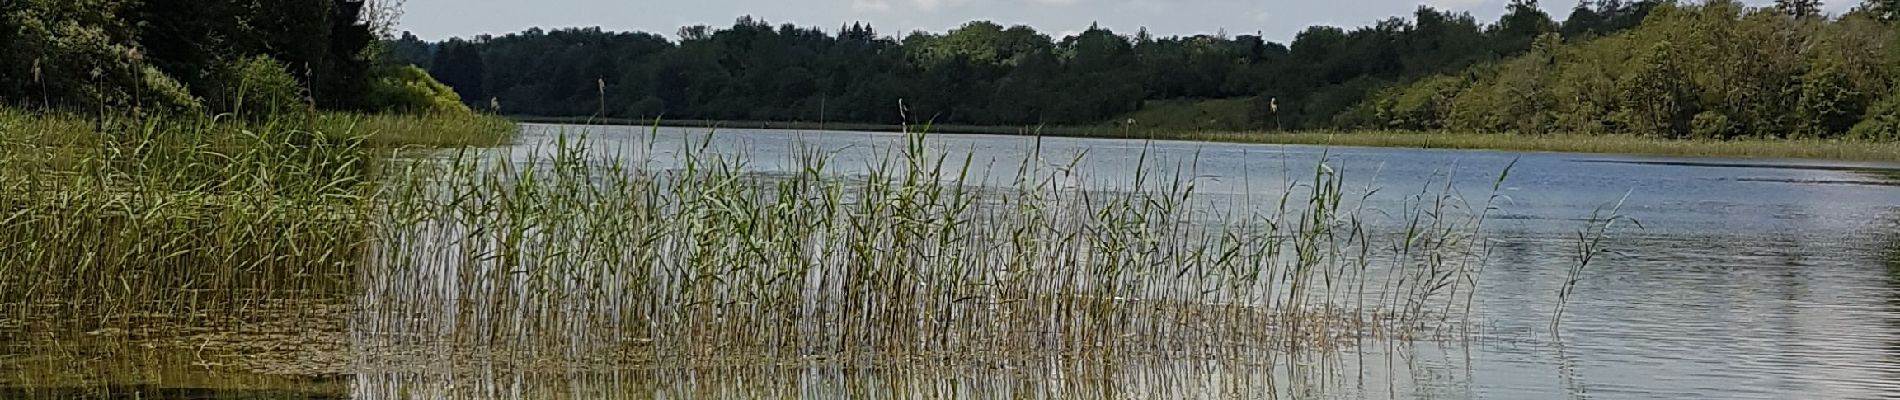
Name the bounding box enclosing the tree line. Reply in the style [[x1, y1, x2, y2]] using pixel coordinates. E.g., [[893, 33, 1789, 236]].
[[397, 1, 1664, 129], [1364, 0, 1900, 140], [0, 0, 466, 118]]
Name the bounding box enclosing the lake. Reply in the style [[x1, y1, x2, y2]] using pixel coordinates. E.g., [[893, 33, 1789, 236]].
[[5, 123, 1899, 399]]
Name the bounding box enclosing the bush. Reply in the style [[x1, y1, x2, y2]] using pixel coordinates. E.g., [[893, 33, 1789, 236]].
[[366, 65, 470, 115], [218, 55, 311, 119], [1375, 75, 1467, 130], [1690, 111, 1737, 139], [1849, 96, 1900, 141], [1794, 61, 1867, 139], [135, 66, 202, 115]]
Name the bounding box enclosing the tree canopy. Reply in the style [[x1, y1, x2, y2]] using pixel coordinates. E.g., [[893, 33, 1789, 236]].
[[1367, 0, 1900, 139], [0, 0, 461, 117], [402, 2, 1669, 129]]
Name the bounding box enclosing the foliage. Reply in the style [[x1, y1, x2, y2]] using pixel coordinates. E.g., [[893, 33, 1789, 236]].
[[1795, 59, 1869, 138], [135, 65, 204, 115], [3, 0, 394, 115], [1617, 41, 1697, 138], [1691, 111, 1738, 139], [220, 56, 313, 119], [1112, 98, 1257, 132], [403, 2, 1664, 128], [367, 64, 469, 114], [1368, 2, 1900, 140], [1373, 74, 1468, 130], [1850, 95, 1900, 140], [0, 0, 182, 111]]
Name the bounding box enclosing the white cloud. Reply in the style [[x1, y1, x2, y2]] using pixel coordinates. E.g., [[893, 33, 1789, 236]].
[[1029, 0, 1083, 6], [1421, 0, 1489, 9], [852, 0, 892, 12]]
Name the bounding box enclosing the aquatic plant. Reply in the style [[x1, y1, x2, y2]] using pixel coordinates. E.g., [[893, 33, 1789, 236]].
[[1, 112, 1512, 371], [355, 125, 1510, 366]]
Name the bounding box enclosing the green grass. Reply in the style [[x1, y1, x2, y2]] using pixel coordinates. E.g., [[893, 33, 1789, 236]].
[[515, 113, 1900, 161], [1109, 97, 1259, 132], [0, 108, 519, 149], [316, 112, 518, 148], [0, 107, 515, 328], [2, 118, 1511, 369], [510, 115, 1110, 137], [349, 126, 1511, 365], [1175, 130, 1900, 161]]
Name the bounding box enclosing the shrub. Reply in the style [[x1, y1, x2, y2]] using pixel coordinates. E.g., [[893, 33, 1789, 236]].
[[1794, 61, 1867, 139], [366, 65, 469, 115], [1848, 96, 1900, 141], [218, 55, 312, 119], [135, 66, 202, 115], [1690, 111, 1737, 139], [1376, 75, 1467, 130]]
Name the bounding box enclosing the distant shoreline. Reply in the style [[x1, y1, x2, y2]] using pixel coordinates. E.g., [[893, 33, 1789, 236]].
[[508, 116, 1900, 163], [509, 116, 1120, 138]]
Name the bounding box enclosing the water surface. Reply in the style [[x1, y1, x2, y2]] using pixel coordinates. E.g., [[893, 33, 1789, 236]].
[[6, 124, 1899, 399]]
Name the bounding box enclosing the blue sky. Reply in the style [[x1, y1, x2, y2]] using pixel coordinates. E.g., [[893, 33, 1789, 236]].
[[397, 0, 1858, 43]]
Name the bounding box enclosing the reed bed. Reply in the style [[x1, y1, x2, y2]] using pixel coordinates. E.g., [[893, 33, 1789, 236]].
[[1, 111, 1512, 375], [354, 126, 1509, 367], [0, 115, 371, 331]]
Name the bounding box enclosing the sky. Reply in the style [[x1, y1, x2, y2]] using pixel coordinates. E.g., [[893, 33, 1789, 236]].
[[396, 0, 1859, 43]]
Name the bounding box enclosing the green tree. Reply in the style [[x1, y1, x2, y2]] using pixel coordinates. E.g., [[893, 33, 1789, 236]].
[[1849, 96, 1900, 139], [1794, 60, 1867, 138], [428, 39, 486, 108], [1377, 75, 1467, 129], [1562, 1, 1608, 38], [383, 31, 434, 68], [1858, 0, 1900, 21], [1777, 0, 1826, 18], [1492, 0, 1559, 55], [1618, 41, 1698, 137]]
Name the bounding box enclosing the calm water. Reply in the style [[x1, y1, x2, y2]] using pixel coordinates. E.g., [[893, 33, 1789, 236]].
[[6, 124, 1899, 399]]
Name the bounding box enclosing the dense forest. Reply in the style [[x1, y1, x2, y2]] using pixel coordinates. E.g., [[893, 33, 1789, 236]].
[[1365, 0, 1900, 140], [394, 0, 1664, 129], [0, 0, 466, 118]]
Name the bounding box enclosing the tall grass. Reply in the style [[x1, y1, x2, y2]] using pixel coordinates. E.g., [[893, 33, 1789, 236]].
[[0, 112, 372, 330], [355, 125, 1511, 366], [0, 108, 519, 149], [1, 111, 1519, 376]]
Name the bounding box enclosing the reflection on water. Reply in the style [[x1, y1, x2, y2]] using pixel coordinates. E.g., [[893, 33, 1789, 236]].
[[5, 125, 1900, 399]]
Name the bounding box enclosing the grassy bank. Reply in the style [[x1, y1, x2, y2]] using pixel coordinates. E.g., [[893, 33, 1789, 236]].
[[1180, 131, 1900, 162], [1, 109, 519, 149], [0, 108, 517, 328], [510, 115, 1117, 137], [518, 115, 1900, 161]]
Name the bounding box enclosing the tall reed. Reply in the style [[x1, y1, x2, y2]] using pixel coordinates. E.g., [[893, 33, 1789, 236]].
[[354, 125, 1510, 366]]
